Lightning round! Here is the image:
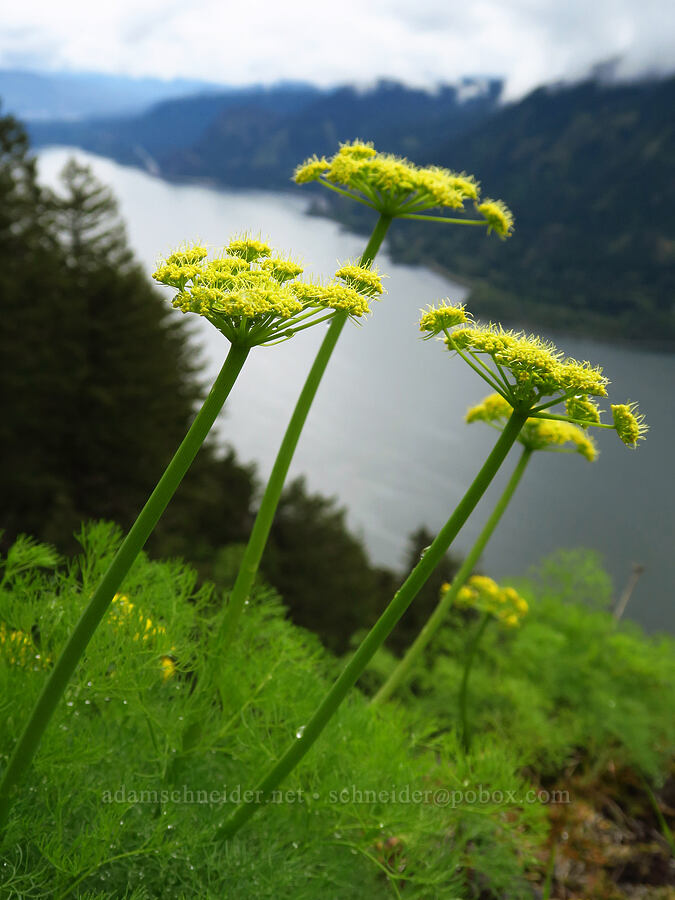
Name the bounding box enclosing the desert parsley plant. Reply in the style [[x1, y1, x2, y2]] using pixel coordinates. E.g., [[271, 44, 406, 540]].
[[451, 575, 529, 751], [218, 140, 514, 650], [0, 237, 377, 831], [1, 526, 548, 898], [373, 396, 598, 705], [217, 302, 646, 839]]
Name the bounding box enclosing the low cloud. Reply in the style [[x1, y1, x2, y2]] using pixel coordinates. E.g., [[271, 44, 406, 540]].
[[1, 0, 674, 97]]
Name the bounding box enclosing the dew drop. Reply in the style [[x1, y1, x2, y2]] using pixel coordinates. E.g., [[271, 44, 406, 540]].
[[295, 726, 305, 739], [292, 841, 298, 849]]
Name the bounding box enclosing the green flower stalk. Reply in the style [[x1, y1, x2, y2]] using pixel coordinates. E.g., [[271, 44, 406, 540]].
[[218, 141, 513, 651], [453, 576, 529, 752], [216, 301, 646, 840], [0, 237, 375, 833], [373, 398, 597, 705]]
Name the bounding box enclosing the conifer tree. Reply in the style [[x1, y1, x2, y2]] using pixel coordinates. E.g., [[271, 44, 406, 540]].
[[0, 118, 255, 555]]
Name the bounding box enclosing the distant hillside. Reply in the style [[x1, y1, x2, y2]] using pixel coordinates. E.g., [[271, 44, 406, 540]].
[[26, 78, 501, 184], [0, 69, 225, 120], [28, 84, 326, 171], [383, 76, 675, 345]]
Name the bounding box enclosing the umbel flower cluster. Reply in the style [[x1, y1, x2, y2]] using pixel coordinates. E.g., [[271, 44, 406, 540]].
[[466, 393, 598, 461], [441, 575, 528, 627], [109, 594, 175, 681], [294, 141, 514, 237], [419, 303, 647, 447], [0, 623, 50, 670], [153, 237, 383, 347]]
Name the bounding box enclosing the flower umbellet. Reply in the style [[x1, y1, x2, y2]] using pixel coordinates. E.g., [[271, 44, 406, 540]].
[[611, 402, 649, 448], [153, 237, 379, 348], [446, 575, 529, 628], [466, 393, 598, 462], [294, 140, 514, 235]]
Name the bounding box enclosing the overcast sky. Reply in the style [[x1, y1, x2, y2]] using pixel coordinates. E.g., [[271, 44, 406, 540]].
[[2, 0, 674, 98]]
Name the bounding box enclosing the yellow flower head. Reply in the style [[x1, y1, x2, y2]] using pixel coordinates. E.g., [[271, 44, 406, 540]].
[[465, 393, 513, 424], [226, 237, 272, 262], [467, 396, 596, 461], [566, 395, 602, 428], [475, 199, 514, 239], [335, 263, 385, 297], [611, 402, 648, 448], [519, 419, 598, 461], [154, 237, 378, 346], [109, 594, 175, 680], [448, 576, 528, 626], [261, 257, 305, 284], [293, 140, 509, 229], [419, 302, 469, 337], [0, 622, 50, 670]]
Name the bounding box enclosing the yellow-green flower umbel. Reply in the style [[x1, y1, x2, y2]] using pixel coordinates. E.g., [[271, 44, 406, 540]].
[[420, 302, 646, 448], [153, 237, 381, 348], [467, 393, 598, 462], [294, 140, 513, 235], [447, 575, 529, 627]]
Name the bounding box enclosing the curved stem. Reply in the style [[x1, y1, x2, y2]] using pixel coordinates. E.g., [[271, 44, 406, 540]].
[[398, 214, 487, 226], [459, 611, 491, 753], [0, 341, 250, 835], [216, 214, 393, 650], [216, 409, 527, 840], [373, 446, 532, 705]]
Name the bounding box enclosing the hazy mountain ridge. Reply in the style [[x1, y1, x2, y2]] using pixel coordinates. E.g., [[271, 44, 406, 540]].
[[384, 75, 675, 344], [0, 69, 227, 120]]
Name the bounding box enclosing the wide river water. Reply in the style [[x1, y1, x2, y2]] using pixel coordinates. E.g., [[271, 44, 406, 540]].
[[37, 148, 674, 634]]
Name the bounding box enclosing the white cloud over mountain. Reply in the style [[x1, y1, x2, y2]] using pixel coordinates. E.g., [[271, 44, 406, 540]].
[[2, 0, 674, 98]]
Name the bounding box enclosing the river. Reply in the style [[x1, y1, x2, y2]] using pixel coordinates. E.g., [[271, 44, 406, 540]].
[[36, 147, 675, 635]]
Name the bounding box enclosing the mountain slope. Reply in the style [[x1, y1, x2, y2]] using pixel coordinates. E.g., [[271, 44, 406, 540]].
[[386, 76, 675, 343]]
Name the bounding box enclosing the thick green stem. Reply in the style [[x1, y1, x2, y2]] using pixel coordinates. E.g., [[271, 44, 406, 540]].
[[0, 342, 250, 834], [459, 612, 491, 753], [217, 410, 527, 840], [216, 214, 392, 650], [373, 446, 532, 704]]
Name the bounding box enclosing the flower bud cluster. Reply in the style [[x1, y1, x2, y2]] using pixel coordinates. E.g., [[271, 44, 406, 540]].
[[0, 622, 50, 670], [154, 238, 382, 347], [109, 594, 175, 681], [442, 575, 528, 627], [294, 141, 513, 235]]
